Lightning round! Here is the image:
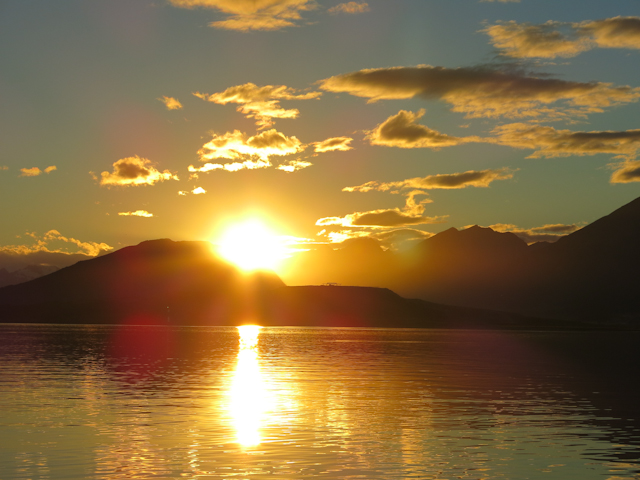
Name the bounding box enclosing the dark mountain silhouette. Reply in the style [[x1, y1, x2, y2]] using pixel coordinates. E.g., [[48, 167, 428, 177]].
[[2, 196, 639, 327], [0, 238, 575, 329], [282, 196, 640, 325], [0, 264, 59, 288], [0, 239, 284, 325]]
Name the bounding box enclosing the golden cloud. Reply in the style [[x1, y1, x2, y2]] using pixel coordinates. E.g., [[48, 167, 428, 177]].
[[344, 168, 515, 192], [277, 159, 313, 172], [168, 0, 318, 31], [313, 136, 353, 152], [317, 187, 445, 229], [491, 123, 640, 159], [1, 230, 113, 257], [197, 128, 304, 167], [485, 17, 640, 59], [189, 159, 272, 173], [192, 186, 207, 194], [317, 210, 446, 228], [118, 210, 154, 217], [20, 167, 42, 177], [158, 96, 183, 110], [580, 17, 640, 49], [367, 110, 472, 148], [194, 83, 320, 128], [319, 65, 640, 119], [44, 166, 57, 173], [100, 156, 179, 186], [489, 223, 582, 244], [328, 2, 369, 14], [0, 166, 8, 171], [483, 21, 591, 58], [610, 160, 640, 184]]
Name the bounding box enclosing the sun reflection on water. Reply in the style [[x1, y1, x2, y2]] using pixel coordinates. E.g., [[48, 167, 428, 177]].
[[229, 325, 272, 447]]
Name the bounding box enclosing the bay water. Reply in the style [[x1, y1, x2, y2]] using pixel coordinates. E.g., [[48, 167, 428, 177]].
[[1, 324, 639, 479]]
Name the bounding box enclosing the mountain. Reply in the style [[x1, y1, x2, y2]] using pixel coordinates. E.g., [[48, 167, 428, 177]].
[[0, 239, 284, 325], [0, 265, 59, 288], [0, 238, 570, 329], [282, 196, 640, 325]]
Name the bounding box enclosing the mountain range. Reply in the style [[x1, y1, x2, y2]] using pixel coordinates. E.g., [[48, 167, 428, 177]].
[[1, 196, 639, 327]]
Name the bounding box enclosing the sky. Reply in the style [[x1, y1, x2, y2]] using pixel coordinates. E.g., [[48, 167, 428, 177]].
[[1, 0, 639, 275]]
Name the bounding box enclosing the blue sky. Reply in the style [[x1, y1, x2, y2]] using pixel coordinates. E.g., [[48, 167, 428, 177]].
[[1, 0, 639, 273]]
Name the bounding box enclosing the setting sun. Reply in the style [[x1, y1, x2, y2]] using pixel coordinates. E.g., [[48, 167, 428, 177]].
[[214, 219, 289, 272]]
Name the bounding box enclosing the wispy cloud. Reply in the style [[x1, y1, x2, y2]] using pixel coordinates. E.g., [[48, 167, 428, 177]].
[[1, 230, 113, 257], [484, 17, 640, 59], [319, 65, 640, 120], [491, 124, 640, 159], [328, 2, 370, 14], [344, 168, 515, 192], [158, 96, 183, 110], [44, 166, 57, 173], [278, 159, 313, 172], [313, 136, 353, 152], [194, 83, 320, 128], [99, 156, 179, 186], [168, 0, 318, 31], [317, 188, 446, 229], [118, 210, 154, 217], [489, 222, 583, 244], [317, 209, 446, 228]]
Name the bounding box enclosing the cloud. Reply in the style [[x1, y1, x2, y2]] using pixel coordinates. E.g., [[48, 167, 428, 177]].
[[483, 21, 591, 58], [367, 109, 472, 148], [344, 168, 515, 192], [489, 223, 583, 244], [1, 230, 113, 257], [118, 210, 154, 217], [21, 165, 56, 176], [194, 83, 320, 128], [278, 159, 313, 172], [168, 0, 318, 31], [313, 136, 353, 152], [491, 123, 640, 159], [581, 17, 640, 50], [20, 167, 42, 177], [317, 210, 446, 228], [158, 96, 183, 110], [328, 2, 370, 14], [485, 17, 640, 59], [319, 65, 640, 119], [192, 187, 206, 194], [610, 160, 640, 183], [191, 129, 304, 174], [317, 188, 446, 229], [189, 159, 272, 173], [99, 156, 179, 186]]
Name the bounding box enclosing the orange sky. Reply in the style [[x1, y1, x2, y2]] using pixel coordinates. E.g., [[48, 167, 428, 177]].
[[1, 0, 639, 275]]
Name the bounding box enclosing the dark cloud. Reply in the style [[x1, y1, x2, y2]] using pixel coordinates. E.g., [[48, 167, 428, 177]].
[[319, 65, 640, 119]]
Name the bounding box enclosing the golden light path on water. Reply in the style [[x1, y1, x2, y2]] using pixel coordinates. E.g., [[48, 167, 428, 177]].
[[228, 325, 273, 447]]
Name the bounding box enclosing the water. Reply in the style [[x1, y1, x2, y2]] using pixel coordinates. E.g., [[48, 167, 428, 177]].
[[1, 324, 639, 479]]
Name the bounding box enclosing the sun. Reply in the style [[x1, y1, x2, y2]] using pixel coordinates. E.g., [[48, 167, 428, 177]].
[[214, 219, 289, 272]]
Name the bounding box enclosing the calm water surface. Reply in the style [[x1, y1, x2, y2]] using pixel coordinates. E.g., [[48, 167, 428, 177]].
[[1, 324, 639, 479]]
